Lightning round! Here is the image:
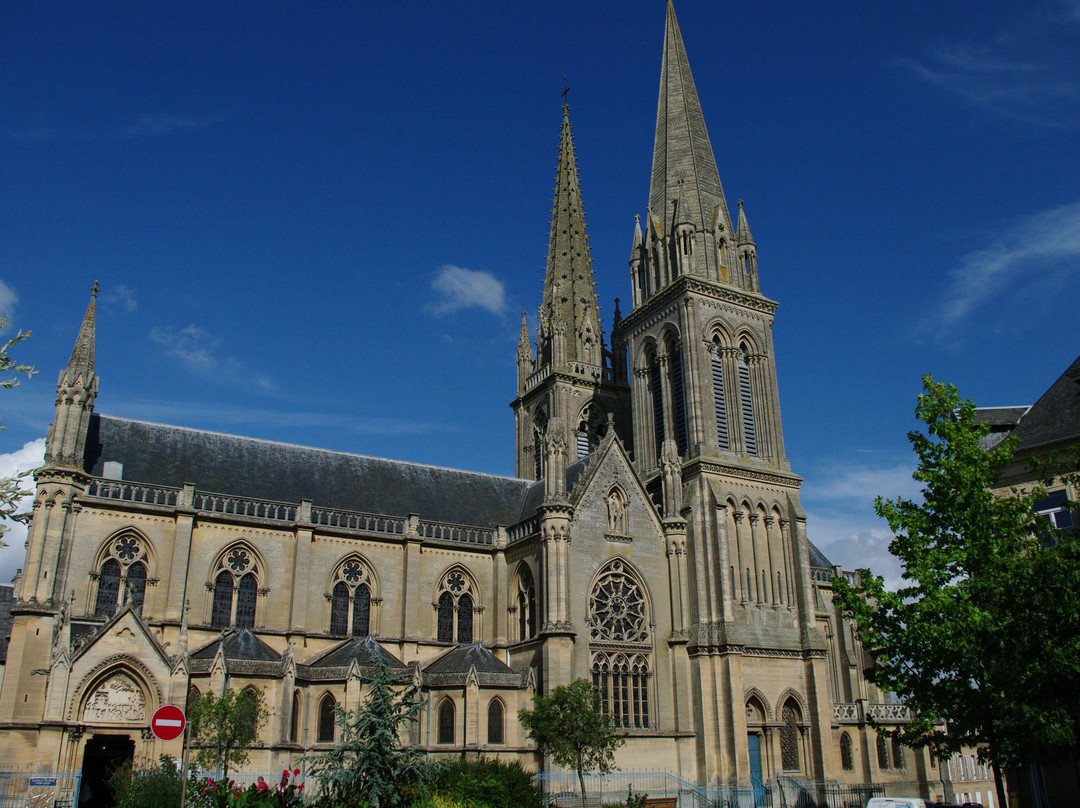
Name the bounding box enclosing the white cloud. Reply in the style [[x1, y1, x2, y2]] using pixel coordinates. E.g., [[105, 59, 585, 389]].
[[428, 265, 507, 316], [932, 199, 1080, 327], [0, 280, 17, 315], [150, 324, 221, 369], [0, 438, 45, 585], [119, 113, 214, 139], [103, 284, 137, 312]]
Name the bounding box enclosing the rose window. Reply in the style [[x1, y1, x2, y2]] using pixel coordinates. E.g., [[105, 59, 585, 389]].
[[446, 571, 466, 593], [342, 561, 364, 583], [589, 560, 648, 643], [114, 536, 141, 562], [227, 549, 251, 572]]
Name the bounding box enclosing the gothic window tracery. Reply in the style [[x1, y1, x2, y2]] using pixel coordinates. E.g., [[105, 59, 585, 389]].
[[515, 565, 537, 641], [210, 545, 259, 629], [93, 532, 150, 618], [780, 699, 802, 771], [436, 569, 475, 644], [576, 402, 607, 459], [589, 559, 652, 728], [328, 557, 372, 637]]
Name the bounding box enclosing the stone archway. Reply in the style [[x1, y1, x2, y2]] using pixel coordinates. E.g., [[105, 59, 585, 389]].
[[80, 734, 135, 808]]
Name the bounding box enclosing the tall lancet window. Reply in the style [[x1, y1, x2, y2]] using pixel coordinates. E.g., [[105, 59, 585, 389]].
[[210, 545, 260, 629], [668, 348, 688, 457], [648, 353, 665, 463], [328, 557, 373, 637], [94, 532, 150, 618], [738, 343, 757, 456], [711, 340, 730, 450]]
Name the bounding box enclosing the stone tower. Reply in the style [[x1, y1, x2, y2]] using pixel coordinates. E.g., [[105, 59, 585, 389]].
[[512, 103, 630, 480], [612, 1, 834, 783]]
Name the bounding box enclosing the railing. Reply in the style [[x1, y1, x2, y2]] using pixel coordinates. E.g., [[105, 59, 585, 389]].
[[810, 567, 833, 583], [508, 517, 540, 544], [310, 507, 406, 535], [419, 520, 494, 545], [0, 770, 81, 808], [194, 492, 297, 522], [866, 703, 911, 723], [833, 703, 859, 722], [537, 769, 712, 807], [84, 479, 179, 507]]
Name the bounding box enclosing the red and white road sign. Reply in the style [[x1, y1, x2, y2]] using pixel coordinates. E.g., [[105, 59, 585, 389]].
[[151, 704, 186, 741]]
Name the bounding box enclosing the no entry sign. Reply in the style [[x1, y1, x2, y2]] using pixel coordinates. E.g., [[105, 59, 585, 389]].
[[151, 704, 186, 741]]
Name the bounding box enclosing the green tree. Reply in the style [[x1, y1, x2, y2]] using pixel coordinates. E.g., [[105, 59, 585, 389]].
[[832, 375, 1080, 808], [304, 657, 427, 808], [0, 316, 36, 547], [518, 678, 623, 805], [188, 688, 269, 782]]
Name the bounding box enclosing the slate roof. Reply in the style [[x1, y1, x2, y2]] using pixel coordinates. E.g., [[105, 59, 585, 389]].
[[422, 642, 527, 688], [308, 635, 406, 669], [0, 585, 13, 665], [807, 541, 833, 570], [191, 628, 281, 661], [1009, 355, 1080, 454], [973, 406, 1029, 451], [84, 415, 535, 528]]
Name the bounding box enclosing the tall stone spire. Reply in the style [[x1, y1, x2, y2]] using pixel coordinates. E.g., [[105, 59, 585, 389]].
[[44, 283, 99, 469], [537, 102, 603, 368], [649, 0, 732, 247]]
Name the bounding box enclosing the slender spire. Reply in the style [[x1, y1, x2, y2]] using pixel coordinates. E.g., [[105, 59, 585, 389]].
[[649, 1, 731, 241], [62, 281, 97, 386], [539, 102, 604, 367], [736, 199, 755, 245]]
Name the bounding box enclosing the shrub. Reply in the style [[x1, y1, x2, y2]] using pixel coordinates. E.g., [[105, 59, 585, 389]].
[[426, 758, 543, 808], [109, 758, 184, 808]]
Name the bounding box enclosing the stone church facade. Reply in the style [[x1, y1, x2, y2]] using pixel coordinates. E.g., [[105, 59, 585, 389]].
[[1, 1, 936, 797]]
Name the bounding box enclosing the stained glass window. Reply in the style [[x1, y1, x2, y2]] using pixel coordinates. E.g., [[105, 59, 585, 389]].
[[437, 592, 454, 643], [236, 573, 257, 628], [487, 700, 504, 745], [127, 561, 147, 613], [840, 732, 854, 771], [457, 593, 473, 643], [211, 570, 233, 628], [330, 582, 350, 636], [95, 559, 122, 618], [318, 694, 336, 743], [352, 584, 371, 637], [780, 702, 801, 771]]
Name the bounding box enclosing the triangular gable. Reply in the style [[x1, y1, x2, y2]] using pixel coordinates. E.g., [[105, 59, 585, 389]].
[[569, 433, 664, 538], [71, 605, 171, 667]]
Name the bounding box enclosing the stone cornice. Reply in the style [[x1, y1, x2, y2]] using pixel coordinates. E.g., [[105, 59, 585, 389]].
[[686, 458, 803, 488], [615, 274, 778, 338]]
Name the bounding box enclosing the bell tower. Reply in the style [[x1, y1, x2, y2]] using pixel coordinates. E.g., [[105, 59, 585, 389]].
[[512, 102, 630, 480]]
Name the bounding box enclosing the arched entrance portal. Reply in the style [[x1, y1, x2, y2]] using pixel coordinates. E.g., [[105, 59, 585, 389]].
[[80, 735, 134, 808]]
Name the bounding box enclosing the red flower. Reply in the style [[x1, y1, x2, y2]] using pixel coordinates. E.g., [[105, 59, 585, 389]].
[[292, 769, 300, 777], [298, 784, 305, 791]]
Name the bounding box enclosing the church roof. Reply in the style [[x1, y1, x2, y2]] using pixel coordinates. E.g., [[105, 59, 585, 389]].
[[84, 415, 535, 528], [1008, 354, 1080, 455], [190, 628, 282, 662], [422, 642, 527, 688], [308, 635, 406, 669]]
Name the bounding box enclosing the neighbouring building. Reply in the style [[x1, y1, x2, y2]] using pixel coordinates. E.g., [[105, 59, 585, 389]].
[[0, 2, 939, 803]]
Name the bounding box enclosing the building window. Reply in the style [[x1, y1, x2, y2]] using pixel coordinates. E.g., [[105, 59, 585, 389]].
[[488, 699, 504, 745], [711, 342, 730, 450], [318, 694, 336, 743], [93, 532, 150, 618], [667, 347, 688, 457], [438, 700, 455, 745], [328, 558, 373, 637], [891, 734, 905, 770], [1035, 490, 1074, 531], [588, 559, 652, 728], [738, 344, 757, 456], [649, 354, 664, 463], [210, 545, 260, 629], [436, 569, 475, 643], [840, 732, 854, 771], [876, 734, 890, 770], [290, 691, 302, 744], [515, 565, 537, 641], [780, 700, 802, 771]]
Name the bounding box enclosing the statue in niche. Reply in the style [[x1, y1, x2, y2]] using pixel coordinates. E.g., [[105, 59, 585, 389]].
[[606, 489, 626, 534], [82, 674, 146, 723]]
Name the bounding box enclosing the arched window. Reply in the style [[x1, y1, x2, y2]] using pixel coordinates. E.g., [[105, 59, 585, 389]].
[[94, 532, 151, 617], [187, 685, 201, 706], [515, 565, 537, 641], [576, 403, 607, 459], [290, 691, 302, 744], [840, 732, 854, 771], [318, 694, 336, 743], [328, 558, 373, 637], [487, 699, 504, 745], [211, 571, 233, 628], [210, 546, 260, 629], [711, 340, 730, 450], [236, 574, 257, 628], [891, 734, 905, 770], [738, 343, 757, 456], [436, 569, 475, 644], [239, 687, 259, 740], [780, 700, 802, 771], [438, 700, 455, 745], [666, 344, 688, 457], [95, 559, 122, 618], [589, 560, 652, 728], [648, 352, 664, 463], [876, 734, 890, 770]]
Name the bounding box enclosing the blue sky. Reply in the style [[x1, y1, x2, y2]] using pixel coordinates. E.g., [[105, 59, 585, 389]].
[[2, 0, 1079, 585]]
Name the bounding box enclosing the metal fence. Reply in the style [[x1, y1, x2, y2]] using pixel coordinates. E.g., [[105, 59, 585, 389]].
[[536, 771, 885, 808], [0, 771, 81, 808]]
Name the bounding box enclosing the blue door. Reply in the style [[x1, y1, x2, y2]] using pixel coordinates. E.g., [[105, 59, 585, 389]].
[[748, 732, 767, 805]]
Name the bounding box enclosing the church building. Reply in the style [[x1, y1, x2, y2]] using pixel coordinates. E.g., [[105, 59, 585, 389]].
[[0, 1, 936, 799]]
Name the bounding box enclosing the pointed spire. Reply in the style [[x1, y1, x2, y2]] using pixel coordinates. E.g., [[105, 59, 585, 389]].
[[62, 281, 97, 386], [541, 102, 603, 367], [736, 200, 755, 245], [649, 1, 732, 243]]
